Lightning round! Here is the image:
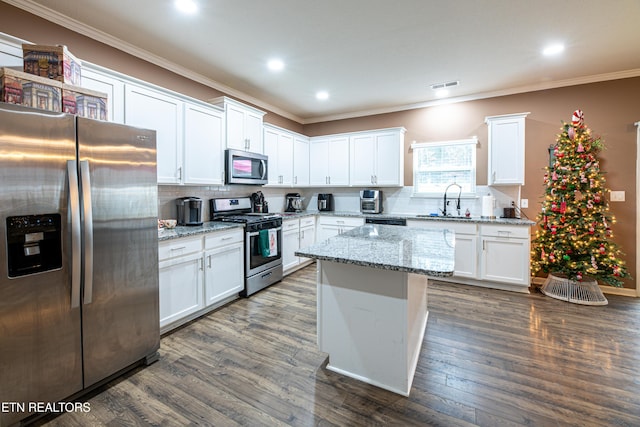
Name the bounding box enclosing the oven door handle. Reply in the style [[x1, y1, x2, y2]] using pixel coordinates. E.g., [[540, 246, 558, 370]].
[[247, 226, 282, 237]]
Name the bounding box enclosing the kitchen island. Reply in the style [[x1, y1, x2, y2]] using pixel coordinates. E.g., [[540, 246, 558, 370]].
[[295, 224, 455, 396]]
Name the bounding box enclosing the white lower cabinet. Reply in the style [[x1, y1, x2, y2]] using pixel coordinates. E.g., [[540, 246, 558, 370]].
[[204, 229, 244, 305], [316, 216, 364, 242], [158, 228, 244, 333], [407, 219, 531, 292], [159, 237, 204, 331], [480, 224, 530, 286], [282, 217, 317, 275], [282, 219, 301, 272], [298, 217, 316, 264], [406, 220, 478, 279]]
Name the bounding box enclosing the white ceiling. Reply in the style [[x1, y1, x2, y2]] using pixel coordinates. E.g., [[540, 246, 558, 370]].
[[8, 0, 640, 124]]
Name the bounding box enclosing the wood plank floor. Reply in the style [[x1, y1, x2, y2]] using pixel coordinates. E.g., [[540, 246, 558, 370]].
[[35, 265, 640, 426]]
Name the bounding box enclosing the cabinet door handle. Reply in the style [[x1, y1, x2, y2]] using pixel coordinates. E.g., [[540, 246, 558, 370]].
[[208, 255, 212, 268], [170, 246, 186, 251], [294, 176, 297, 185], [374, 175, 378, 184], [178, 166, 182, 180], [221, 236, 234, 241]]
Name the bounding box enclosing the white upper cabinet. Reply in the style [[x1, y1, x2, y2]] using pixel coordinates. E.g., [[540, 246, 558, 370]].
[[183, 103, 225, 185], [293, 134, 310, 186], [210, 96, 265, 153], [81, 66, 125, 123], [125, 82, 224, 185], [486, 112, 529, 186], [309, 136, 350, 186], [349, 128, 405, 187], [263, 124, 294, 186], [125, 84, 184, 184]]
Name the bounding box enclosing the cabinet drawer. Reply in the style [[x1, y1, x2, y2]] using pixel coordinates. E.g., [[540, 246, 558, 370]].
[[318, 216, 364, 227], [300, 216, 316, 228], [159, 236, 203, 261], [282, 218, 300, 232], [204, 229, 244, 250], [407, 219, 477, 235], [481, 224, 530, 239]]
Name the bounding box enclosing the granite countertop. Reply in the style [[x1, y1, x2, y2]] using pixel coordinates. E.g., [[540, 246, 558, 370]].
[[282, 210, 534, 226], [295, 224, 455, 277], [158, 221, 243, 242], [158, 211, 534, 242]]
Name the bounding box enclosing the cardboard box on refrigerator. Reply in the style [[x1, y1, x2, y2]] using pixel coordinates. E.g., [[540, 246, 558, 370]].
[[22, 44, 82, 86], [62, 84, 108, 120], [0, 67, 62, 112]]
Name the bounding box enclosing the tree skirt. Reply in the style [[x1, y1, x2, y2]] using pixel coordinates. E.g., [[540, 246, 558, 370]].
[[540, 273, 608, 306]]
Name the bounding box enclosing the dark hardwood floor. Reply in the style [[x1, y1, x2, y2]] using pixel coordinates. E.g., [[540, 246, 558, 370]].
[[36, 265, 640, 426]]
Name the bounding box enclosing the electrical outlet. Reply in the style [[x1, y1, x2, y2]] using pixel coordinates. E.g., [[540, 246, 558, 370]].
[[610, 191, 625, 202], [521, 199, 529, 208]]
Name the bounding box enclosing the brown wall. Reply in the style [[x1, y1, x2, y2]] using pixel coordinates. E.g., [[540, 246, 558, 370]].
[[2, 2, 638, 288], [305, 79, 640, 288]]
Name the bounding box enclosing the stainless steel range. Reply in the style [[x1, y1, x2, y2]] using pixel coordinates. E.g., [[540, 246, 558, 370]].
[[210, 197, 283, 296]]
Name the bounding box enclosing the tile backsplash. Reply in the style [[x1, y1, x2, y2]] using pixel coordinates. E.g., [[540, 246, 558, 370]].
[[158, 185, 525, 221]]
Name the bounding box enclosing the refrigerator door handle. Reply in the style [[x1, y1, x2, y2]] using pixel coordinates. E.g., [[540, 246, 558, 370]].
[[80, 160, 94, 305], [67, 160, 82, 309]]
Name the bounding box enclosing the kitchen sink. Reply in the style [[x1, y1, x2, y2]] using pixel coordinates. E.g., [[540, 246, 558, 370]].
[[415, 214, 472, 220]]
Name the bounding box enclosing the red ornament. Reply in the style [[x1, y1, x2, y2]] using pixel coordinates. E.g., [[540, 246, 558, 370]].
[[594, 194, 601, 203], [560, 201, 566, 213], [576, 272, 583, 280], [551, 226, 557, 235], [589, 226, 595, 235], [599, 244, 606, 254]]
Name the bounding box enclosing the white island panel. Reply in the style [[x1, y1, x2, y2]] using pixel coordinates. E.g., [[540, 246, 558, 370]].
[[318, 261, 428, 395]]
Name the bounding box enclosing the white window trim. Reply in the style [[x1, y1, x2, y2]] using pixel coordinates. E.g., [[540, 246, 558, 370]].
[[411, 137, 478, 198]]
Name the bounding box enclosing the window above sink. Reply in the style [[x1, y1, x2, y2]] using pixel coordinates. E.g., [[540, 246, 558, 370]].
[[411, 137, 478, 198]]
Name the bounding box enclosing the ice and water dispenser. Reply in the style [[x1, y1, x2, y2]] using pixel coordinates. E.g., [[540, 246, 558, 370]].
[[6, 214, 62, 278]]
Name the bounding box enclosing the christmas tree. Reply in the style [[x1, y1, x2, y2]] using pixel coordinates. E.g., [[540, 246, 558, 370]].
[[531, 110, 629, 287]]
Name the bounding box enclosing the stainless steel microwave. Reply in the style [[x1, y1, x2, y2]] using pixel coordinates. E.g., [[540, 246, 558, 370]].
[[225, 149, 268, 185]]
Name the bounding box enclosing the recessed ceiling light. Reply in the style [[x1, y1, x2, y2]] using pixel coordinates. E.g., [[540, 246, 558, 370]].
[[267, 59, 285, 72], [175, 0, 198, 14], [435, 89, 449, 98], [542, 43, 565, 56], [316, 91, 329, 101]]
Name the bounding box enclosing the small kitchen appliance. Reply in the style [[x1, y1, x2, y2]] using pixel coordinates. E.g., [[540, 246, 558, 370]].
[[176, 197, 203, 226], [285, 193, 304, 212], [251, 191, 268, 213], [210, 197, 283, 297], [317, 193, 334, 211], [360, 190, 383, 214]]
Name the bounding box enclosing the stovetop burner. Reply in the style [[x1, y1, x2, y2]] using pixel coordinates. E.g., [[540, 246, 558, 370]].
[[218, 213, 280, 224]]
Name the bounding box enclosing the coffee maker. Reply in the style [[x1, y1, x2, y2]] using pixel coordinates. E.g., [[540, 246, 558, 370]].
[[176, 197, 203, 226], [317, 193, 334, 211], [285, 193, 304, 212]]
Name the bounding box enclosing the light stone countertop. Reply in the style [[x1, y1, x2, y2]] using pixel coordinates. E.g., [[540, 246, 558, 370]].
[[158, 221, 243, 242], [157, 210, 534, 242], [295, 224, 455, 277]]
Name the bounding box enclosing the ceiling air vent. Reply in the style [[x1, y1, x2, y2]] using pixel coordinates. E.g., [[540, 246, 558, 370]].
[[430, 80, 459, 90]]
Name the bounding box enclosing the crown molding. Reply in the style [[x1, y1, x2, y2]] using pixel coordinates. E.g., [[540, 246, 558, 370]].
[[3, 0, 304, 123], [5, 0, 640, 126], [301, 68, 640, 124]]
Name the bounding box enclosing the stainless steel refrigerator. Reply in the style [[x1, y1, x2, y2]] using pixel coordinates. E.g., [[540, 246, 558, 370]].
[[0, 103, 160, 426]]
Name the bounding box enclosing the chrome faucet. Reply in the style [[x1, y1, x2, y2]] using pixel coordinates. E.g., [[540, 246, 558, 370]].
[[442, 183, 462, 216]]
